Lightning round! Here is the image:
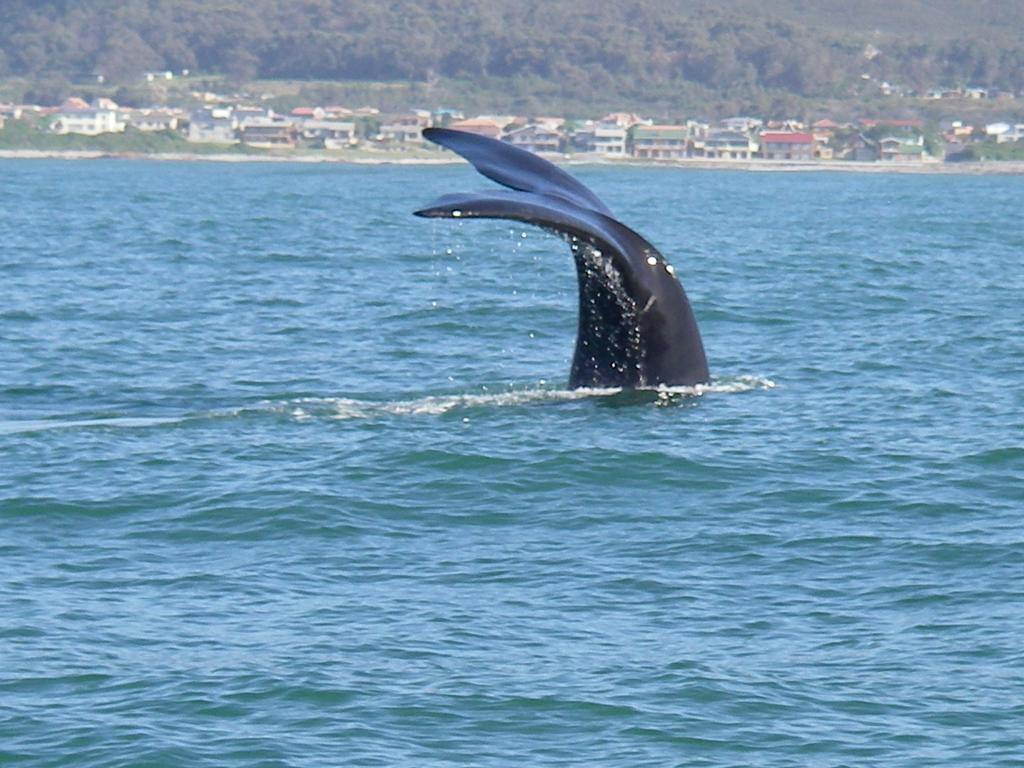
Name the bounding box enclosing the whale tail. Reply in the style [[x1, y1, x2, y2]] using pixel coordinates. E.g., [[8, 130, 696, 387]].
[[415, 128, 709, 388]]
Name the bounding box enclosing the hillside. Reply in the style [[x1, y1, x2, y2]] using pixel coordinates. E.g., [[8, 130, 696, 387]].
[[1, 0, 1023, 115]]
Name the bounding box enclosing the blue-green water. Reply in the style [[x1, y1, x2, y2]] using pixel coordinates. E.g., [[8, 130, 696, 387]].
[[2, 159, 1022, 766]]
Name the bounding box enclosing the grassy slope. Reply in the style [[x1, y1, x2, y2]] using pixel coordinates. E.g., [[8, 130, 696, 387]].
[[0, 121, 267, 154]]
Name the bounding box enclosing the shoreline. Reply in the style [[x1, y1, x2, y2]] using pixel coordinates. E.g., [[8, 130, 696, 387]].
[[2, 148, 1024, 175]]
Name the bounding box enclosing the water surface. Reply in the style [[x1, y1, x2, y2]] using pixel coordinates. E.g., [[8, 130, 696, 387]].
[[1, 160, 1022, 766]]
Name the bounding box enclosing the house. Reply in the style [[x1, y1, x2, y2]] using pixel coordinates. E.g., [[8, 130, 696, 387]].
[[568, 121, 596, 153], [765, 119, 805, 131], [940, 120, 975, 139], [985, 122, 1024, 143], [844, 133, 879, 161], [719, 116, 762, 133], [811, 121, 839, 157], [301, 119, 357, 148], [187, 107, 237, 144], [125, 109, 180, 132], [239, 117, 296, 147], [685, 119, 710, 137], [587, 112, 649, 157], [684, 120, 710, 156], [631, 125, 689, 159], [592, 122, 629, 156], [378, 111, 432, 144], [448, 118, 505, 139], [234, 106, 273, 126], [879, 136, 926, 162], [432, 108, 464, 125], [703, 130, 757, 159], [323, 106, 353, 119], [504, 123, 563, 154], [291, 107, 325, 120], [51, 104, 126, 135], [759, 132, 816, 160], [601, 112, 647, 128], [532, 116, 567, 131]]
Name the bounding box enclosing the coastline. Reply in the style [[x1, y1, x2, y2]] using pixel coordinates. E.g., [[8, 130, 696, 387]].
[[2, 148, 1023, 174]]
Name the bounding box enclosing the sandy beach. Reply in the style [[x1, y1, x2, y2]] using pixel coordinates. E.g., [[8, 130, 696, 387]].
[[3, 147, 1024, 174]]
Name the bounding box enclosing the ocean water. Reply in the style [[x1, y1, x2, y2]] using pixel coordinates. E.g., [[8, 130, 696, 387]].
[[1, 159, 1022, 767]]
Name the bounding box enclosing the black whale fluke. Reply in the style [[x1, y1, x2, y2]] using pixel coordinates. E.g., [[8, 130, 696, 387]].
[[414, 127, 709, 389]]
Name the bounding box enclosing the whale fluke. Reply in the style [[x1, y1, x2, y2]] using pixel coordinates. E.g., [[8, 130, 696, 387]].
[[415, 128, 709, 389], [422, 127, 613, 216]]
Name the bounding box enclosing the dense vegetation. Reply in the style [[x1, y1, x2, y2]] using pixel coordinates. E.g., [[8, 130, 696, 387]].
[[951, 140, 1024, 162], [2, 1, 1023, 115]]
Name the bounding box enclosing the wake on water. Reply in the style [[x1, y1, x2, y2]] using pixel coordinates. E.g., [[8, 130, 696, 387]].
[[289, 375, 776, 421], [0, 377, 774, 435]]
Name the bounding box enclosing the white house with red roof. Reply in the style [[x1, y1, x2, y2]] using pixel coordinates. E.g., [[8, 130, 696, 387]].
[[50, 97, 125, 135]]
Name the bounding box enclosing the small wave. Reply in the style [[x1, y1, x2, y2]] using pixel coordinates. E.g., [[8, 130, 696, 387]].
[[0, 415, 188, 436]]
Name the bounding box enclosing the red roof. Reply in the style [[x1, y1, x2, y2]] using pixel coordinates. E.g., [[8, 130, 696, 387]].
[[761, 132, 814, 143]]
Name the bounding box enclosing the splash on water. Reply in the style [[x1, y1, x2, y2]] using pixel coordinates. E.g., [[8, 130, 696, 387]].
[[286, 375, 776, 421], [0, 377, 775, 434]]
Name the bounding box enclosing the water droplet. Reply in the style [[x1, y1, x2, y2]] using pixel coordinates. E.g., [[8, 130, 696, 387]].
[[445, 248, 453, 255], [647, 256, 658, 266], [666, 264, 676, 275], [520, 232, 528, 238]]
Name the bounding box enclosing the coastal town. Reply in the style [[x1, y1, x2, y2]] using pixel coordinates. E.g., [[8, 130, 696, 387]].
[[2, 88, 1023, 164]]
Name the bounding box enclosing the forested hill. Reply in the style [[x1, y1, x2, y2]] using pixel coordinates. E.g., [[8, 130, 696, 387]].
[[2, 0, 1023, 112]]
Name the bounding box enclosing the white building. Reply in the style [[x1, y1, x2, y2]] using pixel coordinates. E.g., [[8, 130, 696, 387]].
[[301, 119, 357, 148], [51, 108, 125, 135], [592, 123, 629, 157], [720, 116, 763, 133], [377, 111, 431, 144], [590, 113, 649, 157], [985, 122, 1024, 143], [125, 110, 181, 132]]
